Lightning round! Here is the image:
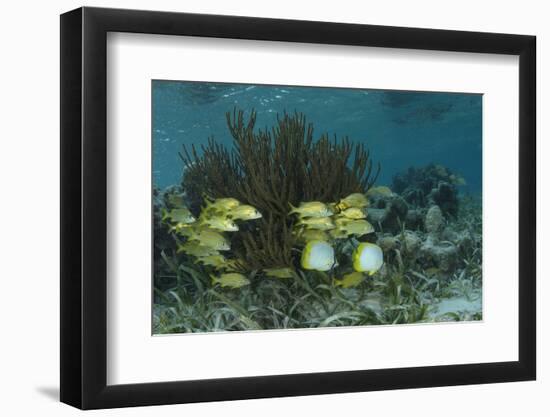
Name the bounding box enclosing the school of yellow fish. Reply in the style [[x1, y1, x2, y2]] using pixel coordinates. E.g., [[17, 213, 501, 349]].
[[291, 193, 372, 244], [290, 191, 384, 287], [163, 188, 388, 290], [162, 196, 262, 288]]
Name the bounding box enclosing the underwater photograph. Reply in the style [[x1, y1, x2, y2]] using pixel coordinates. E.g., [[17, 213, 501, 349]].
[[152, 80, 482, 334]]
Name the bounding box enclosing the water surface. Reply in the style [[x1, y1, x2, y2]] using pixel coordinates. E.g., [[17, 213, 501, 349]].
[[152, 81, 482, 192]]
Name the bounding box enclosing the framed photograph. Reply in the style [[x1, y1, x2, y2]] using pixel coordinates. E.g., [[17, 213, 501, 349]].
[[60, 7, 536, 409]]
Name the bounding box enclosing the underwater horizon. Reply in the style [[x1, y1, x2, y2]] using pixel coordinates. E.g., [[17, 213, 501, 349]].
[[152, 80, 483, 334]]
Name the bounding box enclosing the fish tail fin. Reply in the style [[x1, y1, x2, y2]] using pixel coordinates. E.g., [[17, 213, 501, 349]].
[[333, 279, 342, 288], [210, 274, 219, 285], [288, 202, 298, 214], [161, 208, 169, 221], [201, 195, 214, 210]]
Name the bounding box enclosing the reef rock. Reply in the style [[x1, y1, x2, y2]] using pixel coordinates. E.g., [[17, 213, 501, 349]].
[[440, 227, 458, 242], [404, 208, 424, 230], [391, 164, 461, 217], [367, 194, 408, 234], [447, 229, 475, 257], [425, 205, 444, 235], [428, 181, 459, 218], [401, 230, 422, 257], [367, 208, 385, 227], [377, 235, 399, 252], [420, 235, 458, 274]]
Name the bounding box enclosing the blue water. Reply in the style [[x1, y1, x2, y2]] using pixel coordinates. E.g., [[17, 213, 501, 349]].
[[152, 81, 482, 193]]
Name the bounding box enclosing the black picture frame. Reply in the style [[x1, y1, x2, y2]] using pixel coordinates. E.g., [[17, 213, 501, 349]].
[[60, 6, 536, 410]]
